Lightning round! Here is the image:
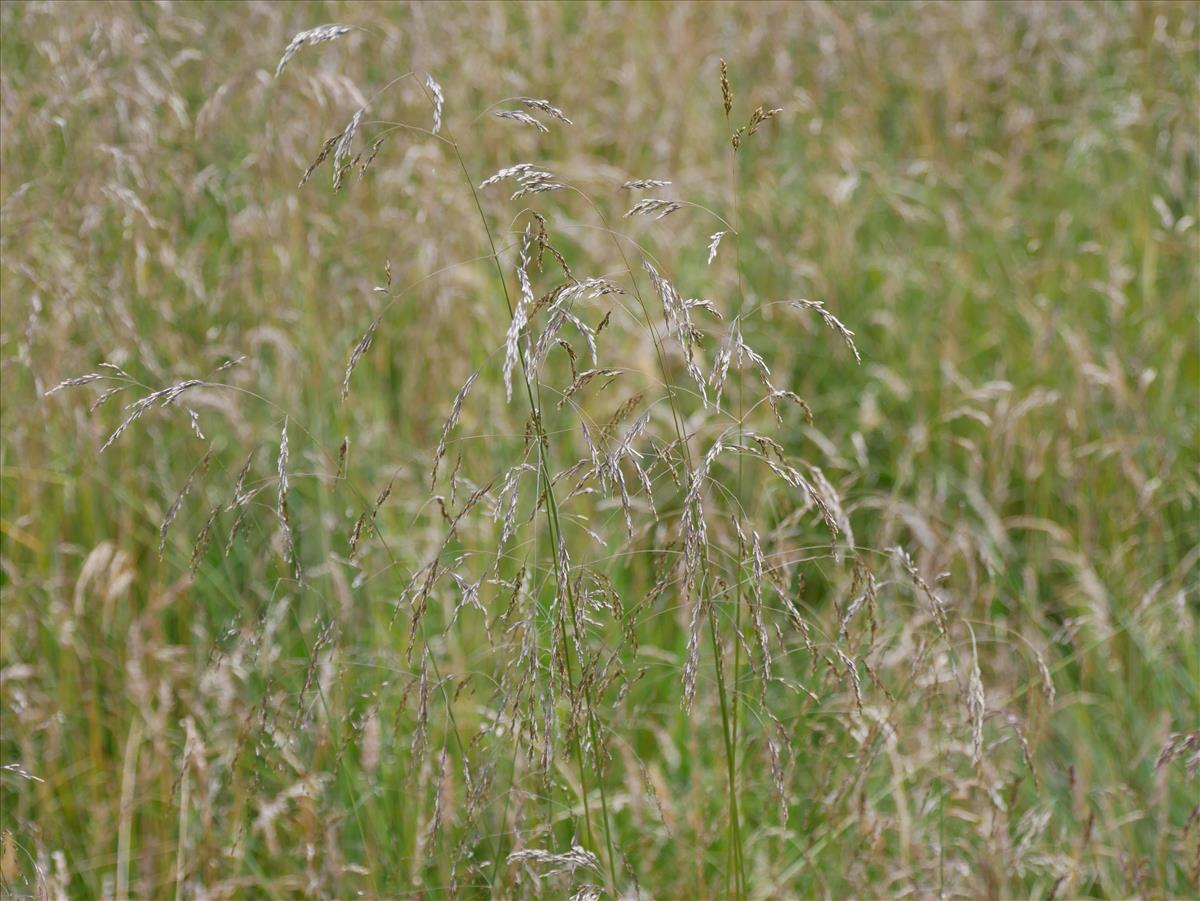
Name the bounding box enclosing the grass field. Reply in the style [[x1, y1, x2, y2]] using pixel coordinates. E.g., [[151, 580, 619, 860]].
[[1, 2, 1197, 898]]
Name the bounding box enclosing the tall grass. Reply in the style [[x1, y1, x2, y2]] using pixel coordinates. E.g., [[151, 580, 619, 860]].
[[1, 2, 1197, 899]]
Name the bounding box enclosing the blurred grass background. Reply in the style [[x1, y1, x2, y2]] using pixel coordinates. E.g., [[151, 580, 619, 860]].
[[1, 1, 1197, 898]]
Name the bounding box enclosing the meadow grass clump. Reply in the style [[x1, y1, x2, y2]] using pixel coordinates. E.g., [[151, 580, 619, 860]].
[[1, 2, 1197, 899]]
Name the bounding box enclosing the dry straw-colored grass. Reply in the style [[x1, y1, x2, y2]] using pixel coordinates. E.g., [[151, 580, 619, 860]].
[[1, 2, 1196, 899]]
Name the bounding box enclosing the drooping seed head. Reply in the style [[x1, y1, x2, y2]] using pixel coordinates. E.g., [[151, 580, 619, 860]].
[[275, 24, 353, 78]]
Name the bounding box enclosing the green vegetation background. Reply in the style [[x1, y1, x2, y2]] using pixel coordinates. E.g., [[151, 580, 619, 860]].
[[1, 2, 1196, 898]]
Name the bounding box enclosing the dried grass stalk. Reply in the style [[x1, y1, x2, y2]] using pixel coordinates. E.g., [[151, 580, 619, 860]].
[[45, 373, 105, 394], [624, 198, 683, 220], [518, 98, 572, 125], [275, 25, 353, 78], [621, 178, 671, 190], [788, 300, 862, 363], [432, 371, 479, 487], [342, 314, 382, 401], [425, 74, 444, 135], [159, 448, 213, 559], [494, 110, 549, 134], [707, 230, 728, 265], [103, 380, 203, 452], [507, 844, 599, 877]]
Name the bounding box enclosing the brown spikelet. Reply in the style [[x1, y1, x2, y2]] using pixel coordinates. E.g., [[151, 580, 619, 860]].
[[768, 390, 813, 423], [225, 494, 254, 549], [1156, 732, 1200, 779], [159, 448, 214, 559], [749, 530, 772, 679], [350, 479, 393, 558], [332, 108, 365, 184], [601, 393, 643, 445], [299, 134, 339, 187], [557, 339, 578, 379], [227, 449, 256, 510], [1034, 649, 1056, 705], [102, 379, 203, 452], [681, 588, 707, 711], [343, 314, 382, 401], [90, 385, 128, 413], [747, 105, 782, 136], [967, 627, 986, 766], [720, 59, 733, 117], [834, 648, 863, 715], [432, 372, 478, 488], [336, 437, 350, 480], [410, 653, 430, 766], [190, 504, 221, 573], [558, 368, 620, 408], [359, 137, 385, 177]]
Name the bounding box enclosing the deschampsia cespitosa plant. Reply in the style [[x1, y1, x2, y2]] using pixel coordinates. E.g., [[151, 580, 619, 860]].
[[39, 17, 1174, 900]]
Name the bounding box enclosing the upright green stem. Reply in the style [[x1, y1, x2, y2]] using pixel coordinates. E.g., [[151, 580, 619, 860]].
[[574, 188, 745, 897], [721, 84, 751, 901], [444, 128, 618, 896], [708, 592, 746, 900]]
